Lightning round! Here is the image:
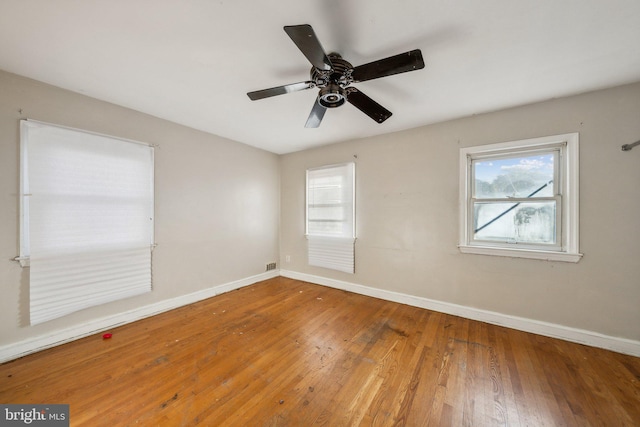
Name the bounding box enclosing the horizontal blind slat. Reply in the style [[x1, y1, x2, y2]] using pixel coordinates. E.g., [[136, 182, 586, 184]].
[[30, 247, 151, 325], [308, 237, 354, 274]]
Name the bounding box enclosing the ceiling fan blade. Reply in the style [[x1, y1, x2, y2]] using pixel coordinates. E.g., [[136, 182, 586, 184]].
[[346, 88, 392, 123], [284, 25, 333, 71], [351, 49, 425, 83], [247, 81, 314, 100], [305, 98, 327, 128]]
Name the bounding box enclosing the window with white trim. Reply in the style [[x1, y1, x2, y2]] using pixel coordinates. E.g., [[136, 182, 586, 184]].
[[459, 133, 581, 262], [19, 120, 155, 324], [306, 163, 355, 273]]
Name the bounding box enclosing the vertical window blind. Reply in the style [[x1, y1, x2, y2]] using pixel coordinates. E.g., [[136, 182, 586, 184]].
[[20, 120, 154, 325], [306, 163, 355, 273]]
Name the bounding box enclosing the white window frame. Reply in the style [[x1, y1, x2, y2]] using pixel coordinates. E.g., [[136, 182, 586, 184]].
[[18, 119, 155, 324], [305, 162, 356, 239], [459, 133, 581, 262], [305, 162, 356, 273]]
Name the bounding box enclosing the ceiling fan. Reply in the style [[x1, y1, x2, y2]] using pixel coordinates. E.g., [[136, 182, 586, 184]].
[[247, 24, 425, 128]]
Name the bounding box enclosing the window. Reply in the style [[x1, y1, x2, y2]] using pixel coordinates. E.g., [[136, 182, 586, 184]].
[[19, 120, 155, 324], [306, 163, 355, 273], [459, 133, 581, 262]]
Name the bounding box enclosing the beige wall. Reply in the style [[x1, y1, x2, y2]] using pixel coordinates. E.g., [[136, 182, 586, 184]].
[[2, 67, 638, 354], [280, 82, 640, 342], [0, 70, 280, 346]]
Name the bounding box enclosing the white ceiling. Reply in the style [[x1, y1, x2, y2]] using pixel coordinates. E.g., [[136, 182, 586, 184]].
[[1, 1, 639, 154]]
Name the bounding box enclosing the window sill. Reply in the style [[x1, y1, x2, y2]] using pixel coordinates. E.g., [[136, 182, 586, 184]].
[[458, 245, 582, 263], [13, 256, 30, 268], [305, 235, 356, 242]]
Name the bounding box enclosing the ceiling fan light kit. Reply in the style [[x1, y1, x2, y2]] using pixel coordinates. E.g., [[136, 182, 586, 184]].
[[247, 24, 425, 128], [318, 84, 346, 108]]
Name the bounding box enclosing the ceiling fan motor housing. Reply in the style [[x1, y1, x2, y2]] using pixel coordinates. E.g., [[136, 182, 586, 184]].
[[312, 53, 354, 108]]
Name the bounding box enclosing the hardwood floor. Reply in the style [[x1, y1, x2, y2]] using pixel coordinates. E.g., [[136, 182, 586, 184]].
[[1, 276, 639, 426]]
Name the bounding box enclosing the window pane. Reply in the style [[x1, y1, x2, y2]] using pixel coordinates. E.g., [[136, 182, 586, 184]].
[[308, 221, 344, 236], [308, 179, 343, 204], [308, 205, 347, 236], [306, 163, 354, 238], [308, 205, 345, 221], [474, 201, 556, 244], [473, 153, 555, 199]]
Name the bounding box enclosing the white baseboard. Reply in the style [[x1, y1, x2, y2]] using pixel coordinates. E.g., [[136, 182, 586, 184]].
[[0, 271, 279, 364], [280, 269, 640, 358]]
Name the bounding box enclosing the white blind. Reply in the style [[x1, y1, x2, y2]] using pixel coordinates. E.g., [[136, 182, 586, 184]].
[[20, 120, 154, 325], [307, 236, 355, 274], [306, 163, 355, 273]]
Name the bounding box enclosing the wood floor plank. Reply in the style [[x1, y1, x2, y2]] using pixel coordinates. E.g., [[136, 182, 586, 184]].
[[403, 313, 451, 426], [1, 277, 639, 426], [487, 326, 524, 426]]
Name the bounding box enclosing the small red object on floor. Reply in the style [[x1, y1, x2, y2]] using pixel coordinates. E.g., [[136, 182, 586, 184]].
[[102, 333, 113, 339]]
